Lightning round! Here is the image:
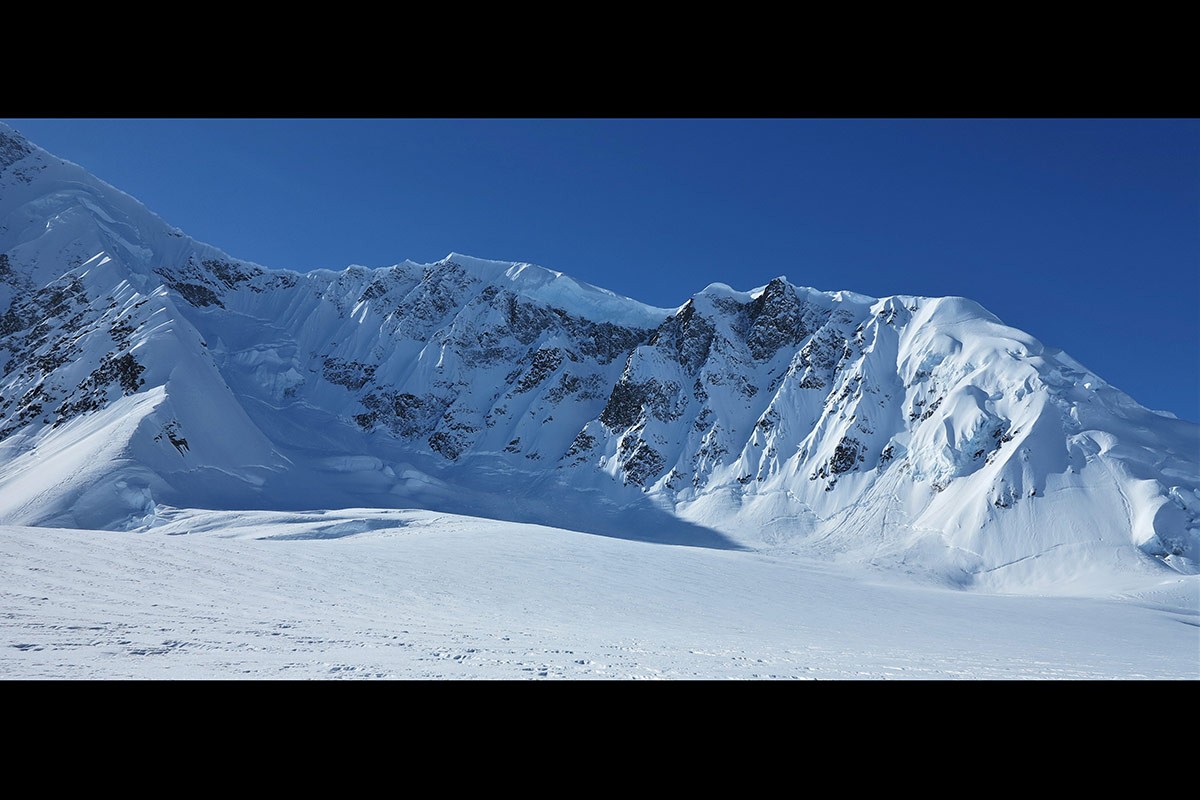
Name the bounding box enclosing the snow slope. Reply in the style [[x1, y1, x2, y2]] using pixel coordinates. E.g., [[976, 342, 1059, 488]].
[[1, 121, 1197, 591], [2, 511, 1195, 679]]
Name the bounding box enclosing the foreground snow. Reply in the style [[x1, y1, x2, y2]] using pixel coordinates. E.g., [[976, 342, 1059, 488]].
[[2, 509, 1195, 679]]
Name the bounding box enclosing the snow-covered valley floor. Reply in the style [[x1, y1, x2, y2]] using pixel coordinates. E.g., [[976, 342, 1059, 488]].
[[2, 509, 1196, 679]]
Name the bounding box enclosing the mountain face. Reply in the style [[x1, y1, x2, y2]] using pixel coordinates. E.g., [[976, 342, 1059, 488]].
[[1, 122, 1197, 589]]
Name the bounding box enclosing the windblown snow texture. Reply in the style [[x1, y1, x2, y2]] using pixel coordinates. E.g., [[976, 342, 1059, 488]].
[[0, 122, 1196, 589]]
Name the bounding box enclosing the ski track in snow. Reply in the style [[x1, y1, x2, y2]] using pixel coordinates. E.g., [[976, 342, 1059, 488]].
[[1, 510, 1195, 680]]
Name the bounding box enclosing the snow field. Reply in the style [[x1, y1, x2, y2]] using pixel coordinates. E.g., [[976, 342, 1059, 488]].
[[2, 509, 1195, 679]]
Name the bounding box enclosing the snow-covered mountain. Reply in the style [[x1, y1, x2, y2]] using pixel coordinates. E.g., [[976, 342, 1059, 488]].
[[1, 122, 1196, 589]]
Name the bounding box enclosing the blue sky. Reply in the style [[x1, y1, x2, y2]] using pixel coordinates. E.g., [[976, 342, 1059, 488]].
[[6, 118, 1198, 421]]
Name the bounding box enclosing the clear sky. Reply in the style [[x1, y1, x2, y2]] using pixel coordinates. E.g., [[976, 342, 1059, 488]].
[[6, 118, 1198, 422]]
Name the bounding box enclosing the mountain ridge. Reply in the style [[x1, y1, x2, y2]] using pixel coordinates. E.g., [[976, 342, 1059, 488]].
[[1, 121, 1196, 591]]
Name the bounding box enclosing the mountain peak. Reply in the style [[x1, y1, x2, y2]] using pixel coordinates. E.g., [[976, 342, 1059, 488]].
[[697, 282, 754, 302], [0, 125, 1195, 590], [432, 251, 671, 329], [0, 124, 33, 170]]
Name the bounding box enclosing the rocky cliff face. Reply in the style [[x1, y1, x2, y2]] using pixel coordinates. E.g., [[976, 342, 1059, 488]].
[[1, 122, 1196, 588]]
